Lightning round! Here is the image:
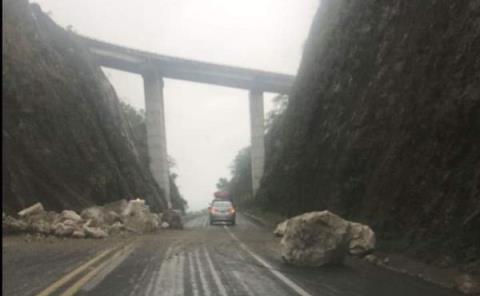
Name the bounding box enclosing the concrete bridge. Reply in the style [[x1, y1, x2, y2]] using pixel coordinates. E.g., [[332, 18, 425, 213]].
[[79, 35, 295, 208]]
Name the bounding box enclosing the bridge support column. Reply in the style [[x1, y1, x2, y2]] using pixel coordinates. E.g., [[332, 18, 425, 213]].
[[143, 69, 171, 209], [249, 89, 265, 197]]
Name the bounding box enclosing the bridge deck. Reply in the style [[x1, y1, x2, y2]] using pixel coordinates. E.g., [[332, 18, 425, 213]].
[[78, 35, 295, 94]]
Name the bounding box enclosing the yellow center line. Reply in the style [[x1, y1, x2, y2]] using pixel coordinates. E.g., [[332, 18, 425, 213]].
[[35, 245, 121, 296], [59, 245, 130, 296]]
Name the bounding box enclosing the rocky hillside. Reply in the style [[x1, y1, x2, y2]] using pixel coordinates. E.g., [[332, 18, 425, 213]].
[[257, 1, 480, 266], [3, 0, 167, 213]]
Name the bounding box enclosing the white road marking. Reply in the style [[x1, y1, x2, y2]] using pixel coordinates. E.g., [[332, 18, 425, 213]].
[[194, 248, 211, 295], [224, 226, 313, 296], [145, 246, 172, 295], [176, 250, 186, 294], [231, 271, 256, 296], [187, 252, 200, 296], [153, 244, 185, 296], [203, 245, 229, 296]]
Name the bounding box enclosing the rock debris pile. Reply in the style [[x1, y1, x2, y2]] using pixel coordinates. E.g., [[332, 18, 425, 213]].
[[3, 199, 183, 239]]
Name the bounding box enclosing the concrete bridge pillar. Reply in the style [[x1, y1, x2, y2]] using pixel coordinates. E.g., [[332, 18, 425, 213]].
[[249, 89, 265, 197], [142, 69, 171, 209]]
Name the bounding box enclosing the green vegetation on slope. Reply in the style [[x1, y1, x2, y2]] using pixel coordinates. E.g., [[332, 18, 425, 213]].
[[120, 102, 188, 213]]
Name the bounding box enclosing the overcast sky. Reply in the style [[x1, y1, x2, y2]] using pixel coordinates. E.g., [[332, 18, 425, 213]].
[[32, 0, 320, 211]]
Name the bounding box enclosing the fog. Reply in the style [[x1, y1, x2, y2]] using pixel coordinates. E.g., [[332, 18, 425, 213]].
[[32, 0, 319, 211]]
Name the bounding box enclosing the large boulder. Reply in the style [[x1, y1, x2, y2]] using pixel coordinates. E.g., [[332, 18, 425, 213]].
[[280, 211, 351, 266], [279, 211, 376, 266], [80, 200, 127, 228], [121, 199, 159, 233]]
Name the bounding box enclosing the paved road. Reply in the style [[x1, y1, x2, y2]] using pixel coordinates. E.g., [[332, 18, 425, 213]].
[[3, 214, 460, 296]]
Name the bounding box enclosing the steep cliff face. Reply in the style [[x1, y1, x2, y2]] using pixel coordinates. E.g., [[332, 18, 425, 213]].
[[259, 1, 480, 263], [3, 0, 166, 213]]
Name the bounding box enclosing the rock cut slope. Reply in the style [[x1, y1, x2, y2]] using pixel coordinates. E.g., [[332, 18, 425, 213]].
[[258, 0, 480, 264], [2, 0, 166, 213]]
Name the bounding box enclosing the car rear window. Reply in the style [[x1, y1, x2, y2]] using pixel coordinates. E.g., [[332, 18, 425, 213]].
[[213, 201, 232, 207]]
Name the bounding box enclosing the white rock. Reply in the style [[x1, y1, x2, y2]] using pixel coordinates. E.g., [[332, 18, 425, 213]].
[[60, 210, 82, 222], [29, 218, 52, 235], [122, 199, 146, 217], [104, 210, 121, 225], [273, 220, 288, 237], [3, 215, 28, 233], [108, 222, 124, 235], [280, 211, 351, 266], [18, 202, 44, 217], [122, 200, 159, 233], [161, 222, 170, 229], [83, 223, 108, 239], [80, 207, 105, 227], [348, 222, 376, 256], [111, 221, 124, 229], [54, 223, 75, 236], [62, 219, 77, 227], [364, 254, 380, 265], [72, 229, 86, 238], [279, 211, 376, 266], [103, 199, 128, 215]]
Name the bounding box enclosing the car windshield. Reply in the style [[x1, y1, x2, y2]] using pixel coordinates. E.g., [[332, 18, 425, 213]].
[[4, 1, 476, 295], [212, 201, 232, 208]]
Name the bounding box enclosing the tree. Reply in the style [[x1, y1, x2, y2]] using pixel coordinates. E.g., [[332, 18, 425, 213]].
[[227, 147, 252, 203], [216, 178, 229, 191], [230, 147, 251, 177], [168, 156, 177, 169], [265, 94, 288, 132], [119, 101, 187, 211]]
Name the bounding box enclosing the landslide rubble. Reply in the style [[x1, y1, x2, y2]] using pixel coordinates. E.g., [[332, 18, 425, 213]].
[[278, 211, 375, 266], [2, 200, 183, 239]]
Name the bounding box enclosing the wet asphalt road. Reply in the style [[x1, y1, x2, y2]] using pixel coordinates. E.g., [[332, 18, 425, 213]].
[[3, 214, 461, 296]]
